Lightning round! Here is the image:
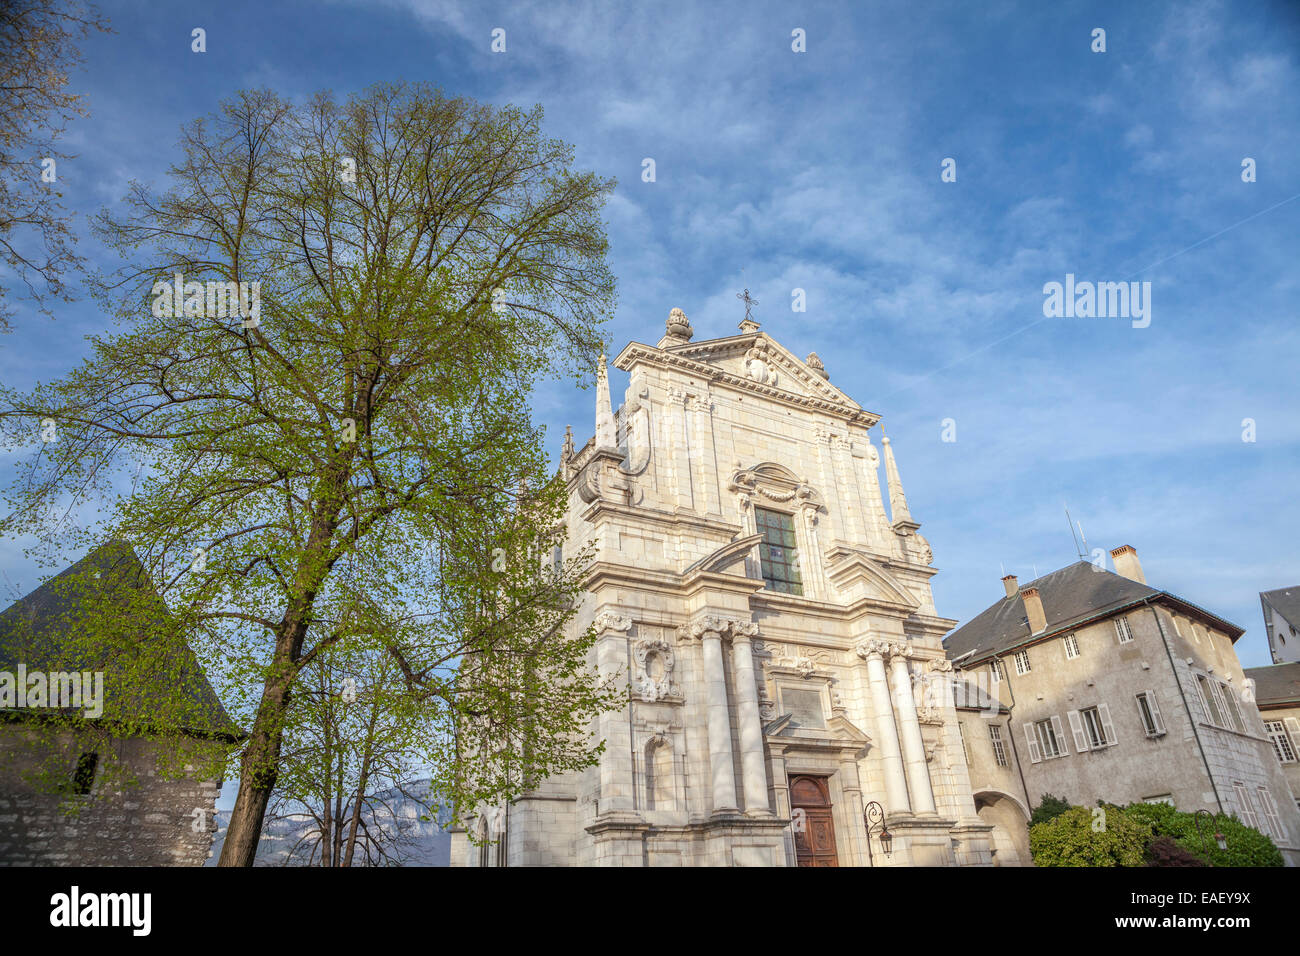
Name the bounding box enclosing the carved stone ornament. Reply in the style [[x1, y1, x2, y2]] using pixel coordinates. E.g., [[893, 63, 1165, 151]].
[[927, 658, 954, 673], [593, 611, 633, 633], [743, 338, 779, 386], [665, 307, 693, 343], [806, 352, 829, 379], [676, 616, 757, 642], [632, 639, 679, 701], [855, 638, 908, 661]]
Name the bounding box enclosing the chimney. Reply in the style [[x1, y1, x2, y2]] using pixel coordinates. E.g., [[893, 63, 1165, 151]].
[[1020, 587, 1047, 634], [1110, 545, 1146, 584], [1001, 574, 1018, 599]]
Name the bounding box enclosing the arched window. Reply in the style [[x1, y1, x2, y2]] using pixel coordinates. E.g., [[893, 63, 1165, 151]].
[[644, 735, 675, 811]]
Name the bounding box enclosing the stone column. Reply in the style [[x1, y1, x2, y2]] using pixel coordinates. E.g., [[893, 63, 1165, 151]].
[[693, 619, 739, 814], [889, 647, 937, 815], [593, 611, 636, 818], [730, 622, 769, 814], [856, 639, 910, 815]]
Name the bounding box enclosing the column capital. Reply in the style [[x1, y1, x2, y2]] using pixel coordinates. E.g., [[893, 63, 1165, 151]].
[[593, 610, 633, 634], [855, 638, 908, 661], [677, 616, 757, 643]]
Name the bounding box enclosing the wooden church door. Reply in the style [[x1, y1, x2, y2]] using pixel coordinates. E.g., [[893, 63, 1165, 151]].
[[789, 775, 839, 867]]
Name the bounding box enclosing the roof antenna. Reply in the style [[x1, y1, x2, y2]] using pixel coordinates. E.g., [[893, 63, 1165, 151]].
[[1077, 519, 1090, 558], [1065, 504, 1085, 560]]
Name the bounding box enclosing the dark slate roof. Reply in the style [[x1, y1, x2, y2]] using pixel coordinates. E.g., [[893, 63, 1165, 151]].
[[944, 560, 1243, 664], [0, 541, 240, 740], [1261, 586, 1300, 628], [1245, 662, 1300, 707]]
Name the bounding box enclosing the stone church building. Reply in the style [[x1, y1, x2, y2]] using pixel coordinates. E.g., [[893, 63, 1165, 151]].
[[452, 308, 993, 866]]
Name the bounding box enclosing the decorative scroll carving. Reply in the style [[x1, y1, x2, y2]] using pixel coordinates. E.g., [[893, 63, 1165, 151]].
[[632, 638, 679, 701]]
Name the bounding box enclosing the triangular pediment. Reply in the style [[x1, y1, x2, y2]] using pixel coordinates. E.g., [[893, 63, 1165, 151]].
[[666, 333, 860, 408], [825, 549, 920, 610], [614, 333, 873, 424]]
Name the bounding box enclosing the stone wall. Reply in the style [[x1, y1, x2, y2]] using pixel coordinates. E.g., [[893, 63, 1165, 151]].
[[0, 725, 224, 866]]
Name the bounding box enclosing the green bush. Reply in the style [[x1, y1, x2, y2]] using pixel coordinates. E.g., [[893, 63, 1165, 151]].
[[1029, 793, 1073, 828], [1029, 805, 1149, 866], [1120, 802, 1283, 867]]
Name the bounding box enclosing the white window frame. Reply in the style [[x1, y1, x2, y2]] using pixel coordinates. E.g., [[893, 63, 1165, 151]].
[[1113, 615, 1134, 644], [1136, 690, 1166, 737], [1063, 633, 1080, 660], [989, 724, 1008, 767], [1033, 716, 1066, 759], [1266, 721, 1297, 763], [1013, 649, 1031, 675], [1081, 706, 1107, 748]]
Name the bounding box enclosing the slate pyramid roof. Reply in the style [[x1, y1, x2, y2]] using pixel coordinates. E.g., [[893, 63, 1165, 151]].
[[0, 541, 241, 740]]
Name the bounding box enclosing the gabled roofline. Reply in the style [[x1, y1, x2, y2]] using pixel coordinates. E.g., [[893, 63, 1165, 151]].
[[947, 590, 1244, 667], [612, 340, 879, 427]]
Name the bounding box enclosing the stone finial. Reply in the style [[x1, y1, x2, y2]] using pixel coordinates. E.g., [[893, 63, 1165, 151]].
[[665, 307, 693, 343], [880, 431, 916, 529], [595, 353, 616, 450], [806, 352, 829, 379]]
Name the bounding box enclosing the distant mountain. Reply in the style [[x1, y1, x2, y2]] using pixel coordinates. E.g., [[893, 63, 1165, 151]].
[[206, 780, 453, 866]]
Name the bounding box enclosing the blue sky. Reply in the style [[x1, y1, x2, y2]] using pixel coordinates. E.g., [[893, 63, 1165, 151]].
[[2, 0, 1299, 678]]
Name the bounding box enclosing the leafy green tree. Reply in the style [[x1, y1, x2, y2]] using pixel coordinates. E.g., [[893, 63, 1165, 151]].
[[0, 83, 620, 865], [0, 0, 110, 330], [1029, 792, 1073, 827]]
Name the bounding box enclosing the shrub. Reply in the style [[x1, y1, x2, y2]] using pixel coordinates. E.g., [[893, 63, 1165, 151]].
[[1029, 793, 1073, 827], [1145, 836, 1207, 867], [1029, 805, 1148, 866], [1121, 802, 1283, 867]]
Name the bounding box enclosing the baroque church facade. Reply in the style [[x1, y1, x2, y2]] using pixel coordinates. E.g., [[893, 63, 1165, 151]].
[[451, 308, 994, 866]]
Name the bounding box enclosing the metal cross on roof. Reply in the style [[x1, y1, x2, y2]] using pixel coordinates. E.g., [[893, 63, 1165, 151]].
[[736, 288, 758, 321]]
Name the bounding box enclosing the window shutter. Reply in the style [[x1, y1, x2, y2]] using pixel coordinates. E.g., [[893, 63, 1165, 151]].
[[1285, 717, 1300, 751], [1024, 723, 1042, 763], [1051, 714, 1069, 755], [1098, 702, 1116, 745], [1233, 783, 1258, 829], [1194, 677, 1213, 724], [1146, 690, 1165, 734], [1068, 710, 1089, 751]]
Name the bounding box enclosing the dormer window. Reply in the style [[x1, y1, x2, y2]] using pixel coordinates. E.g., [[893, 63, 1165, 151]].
[[755, 507, 803, 595]]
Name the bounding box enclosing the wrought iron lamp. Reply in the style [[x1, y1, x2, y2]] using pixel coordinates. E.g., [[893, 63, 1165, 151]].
[[1194, 809, 1227, 853], [864, 800, 890, 865]]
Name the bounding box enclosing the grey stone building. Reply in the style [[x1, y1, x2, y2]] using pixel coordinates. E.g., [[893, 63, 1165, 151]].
[[0, 542, 239, 866], [946, 546, 1300, 865], [1245, 661, 1300, 816]]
